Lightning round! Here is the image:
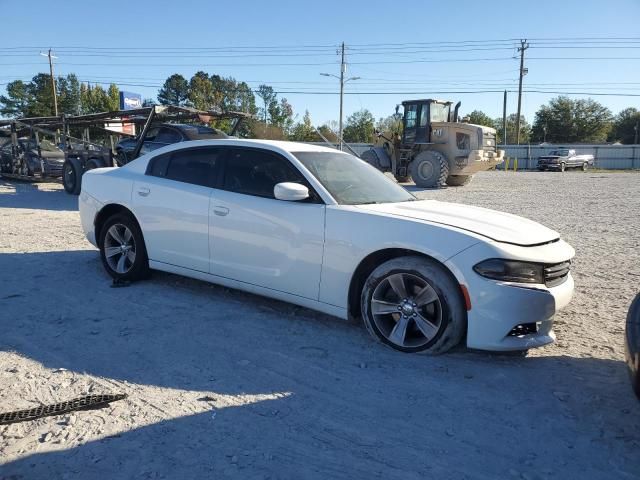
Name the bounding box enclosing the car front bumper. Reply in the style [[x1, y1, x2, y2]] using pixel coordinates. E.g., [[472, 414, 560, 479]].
[[537, 162, 561, 170], [445, 239, 575, 351]]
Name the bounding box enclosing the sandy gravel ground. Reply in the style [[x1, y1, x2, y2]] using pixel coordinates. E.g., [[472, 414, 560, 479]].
[[0, 171, 639, 480]]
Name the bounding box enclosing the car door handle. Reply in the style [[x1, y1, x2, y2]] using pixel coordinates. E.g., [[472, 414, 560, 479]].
[[213, 206, 229, 216], [137, 187, 150, 197]]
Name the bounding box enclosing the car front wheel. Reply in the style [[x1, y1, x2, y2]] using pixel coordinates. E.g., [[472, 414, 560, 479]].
[[361, 256, 466, 354], [99, 213, 149, 281]]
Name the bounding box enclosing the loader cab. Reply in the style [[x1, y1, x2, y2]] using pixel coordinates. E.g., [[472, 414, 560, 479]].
[[401, 99, 454, 145]]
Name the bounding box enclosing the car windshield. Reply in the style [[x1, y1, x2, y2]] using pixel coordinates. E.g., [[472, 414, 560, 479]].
[[549, 149, 569, 156], [293, 151, 416, 205]]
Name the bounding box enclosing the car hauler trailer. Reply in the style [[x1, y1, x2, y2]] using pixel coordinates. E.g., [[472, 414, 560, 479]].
[[0, 106, 250, 194]]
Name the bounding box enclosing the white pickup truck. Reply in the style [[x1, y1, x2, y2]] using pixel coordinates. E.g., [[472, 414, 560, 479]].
[[537, 148, 595, 172]]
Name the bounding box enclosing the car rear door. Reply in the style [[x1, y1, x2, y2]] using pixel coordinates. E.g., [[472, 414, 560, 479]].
[[132, 146, 223, 273], [209, 147, 325, 300]]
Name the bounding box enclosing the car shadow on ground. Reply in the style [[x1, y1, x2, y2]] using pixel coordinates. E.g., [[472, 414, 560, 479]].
[[1, 250, 639, 478], [0, 180, 77, 211]]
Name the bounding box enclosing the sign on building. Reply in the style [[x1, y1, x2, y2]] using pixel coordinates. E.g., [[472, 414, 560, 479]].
[[119, 91, 143, 110]]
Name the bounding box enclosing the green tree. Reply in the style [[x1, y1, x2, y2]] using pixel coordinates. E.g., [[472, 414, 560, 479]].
[[270, 98, 294, 134], [57, 74, 81, 115], [157, 74, 189, 106], [532, 96, 612, 143], [107, 84, 120, 111], [0, 80, 32, 117], [467, 110, 495, 129], [343, 109, 375, 143], [188, 71, 213, 110], [27, 73, 57, 117], [493, 114, 531, 144], [376, 113, 403, 136], [608, 107, 640, 144], [289, 110, 318, 141], [317, 124, 338, 143], [255, 84, 277, 123]]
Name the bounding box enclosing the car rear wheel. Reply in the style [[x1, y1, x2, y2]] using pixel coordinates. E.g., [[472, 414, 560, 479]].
[[99, 213, 149, 281], [361, 256, 466, 354]]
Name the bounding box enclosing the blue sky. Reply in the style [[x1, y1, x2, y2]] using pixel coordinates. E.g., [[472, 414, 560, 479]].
[[1, 0, 639, 126]]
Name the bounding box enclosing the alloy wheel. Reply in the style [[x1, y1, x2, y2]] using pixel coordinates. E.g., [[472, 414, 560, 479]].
[[104, 223, 136, 274], [371, 272, 443, 348]]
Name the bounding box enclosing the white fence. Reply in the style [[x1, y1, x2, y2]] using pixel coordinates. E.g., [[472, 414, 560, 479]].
[[500, 144, 640, 170], [308, 142, 640, 170]]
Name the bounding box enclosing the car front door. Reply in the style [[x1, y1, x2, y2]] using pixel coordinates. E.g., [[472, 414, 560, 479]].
[[132, 146, 222, 273], [209, 147, 325, 300]]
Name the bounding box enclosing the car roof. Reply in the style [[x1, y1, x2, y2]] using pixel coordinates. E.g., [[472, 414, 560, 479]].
[[123, 139, 345, 175]]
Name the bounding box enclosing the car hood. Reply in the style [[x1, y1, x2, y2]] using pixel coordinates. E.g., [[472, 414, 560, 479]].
[[356, 200, 560, 246]]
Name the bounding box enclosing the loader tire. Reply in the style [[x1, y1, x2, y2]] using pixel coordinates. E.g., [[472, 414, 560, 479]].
[[410, 150, 449, 188], [445, 175, 473, 187]]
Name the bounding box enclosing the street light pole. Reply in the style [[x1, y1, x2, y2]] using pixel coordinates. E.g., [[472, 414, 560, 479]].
[[321, 43, 359, 151]]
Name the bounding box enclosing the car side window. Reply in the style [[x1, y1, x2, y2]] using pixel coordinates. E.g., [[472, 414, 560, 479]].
[[222, 148, 307, 199], [147, 147, 222, 188], [147, 153, 171, 178], [155, 128, 182, 144]]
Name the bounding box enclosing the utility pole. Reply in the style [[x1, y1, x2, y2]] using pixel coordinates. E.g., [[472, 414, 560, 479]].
[[502, 90, 507, 146], [338, 42, 345, 151], [634, 121, 639, 144], [515, 39, 529, 145], [40, 49, 59, 116], [320, 42, 359, 151]]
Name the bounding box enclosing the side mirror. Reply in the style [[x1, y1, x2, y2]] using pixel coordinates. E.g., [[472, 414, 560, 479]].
[[274, 182, 309, 202]]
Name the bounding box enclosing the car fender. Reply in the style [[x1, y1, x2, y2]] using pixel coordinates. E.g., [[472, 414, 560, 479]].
[[319, 205, 482, 309]]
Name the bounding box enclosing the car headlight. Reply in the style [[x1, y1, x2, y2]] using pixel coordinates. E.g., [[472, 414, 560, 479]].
[[473, 259, 544, 284]]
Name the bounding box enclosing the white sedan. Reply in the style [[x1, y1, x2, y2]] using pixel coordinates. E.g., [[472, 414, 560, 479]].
[[79, 139, 575, 354]]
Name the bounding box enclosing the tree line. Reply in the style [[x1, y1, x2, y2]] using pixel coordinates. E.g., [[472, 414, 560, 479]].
[[467, 97, 640, 144], [2, 72, 638, 144]]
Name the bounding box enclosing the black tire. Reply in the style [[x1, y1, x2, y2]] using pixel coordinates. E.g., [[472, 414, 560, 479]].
[[85, 158, 104, 171], [410, 150, 449, 188], [445, 175, 473, 187], [361, 256, 466, 354], [99, 213, 149, 281], [62, 158, 82, 195], [560, 163, 566, 172]]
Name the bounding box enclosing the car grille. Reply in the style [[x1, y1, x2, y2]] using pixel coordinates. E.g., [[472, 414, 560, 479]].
[[482, 131, 496, 153], [544, 261, 571, 287]]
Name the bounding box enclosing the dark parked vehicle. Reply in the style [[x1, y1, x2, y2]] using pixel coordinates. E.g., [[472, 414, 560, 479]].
[[115, 123, 228, 163], [626, 293, 640, 400], [537, 148, 594, 172], [0, 137, 65, 177]]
